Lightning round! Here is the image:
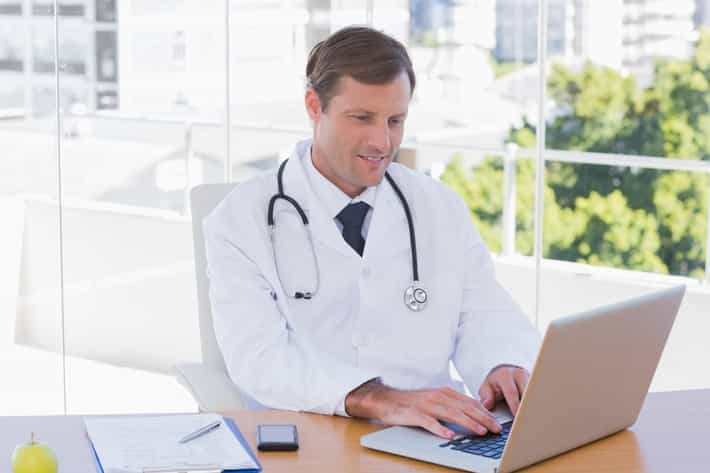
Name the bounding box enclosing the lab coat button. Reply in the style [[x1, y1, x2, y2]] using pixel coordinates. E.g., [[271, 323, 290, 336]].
[[362, 267, 372, 278]]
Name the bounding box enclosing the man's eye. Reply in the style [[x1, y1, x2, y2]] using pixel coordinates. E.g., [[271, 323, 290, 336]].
[[390, 119, 403, 126], [353, 115, 368, 121]]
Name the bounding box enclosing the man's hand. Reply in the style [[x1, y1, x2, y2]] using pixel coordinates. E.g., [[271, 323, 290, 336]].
[[478, 365, 530, 416], [344, 379, 502, 439]]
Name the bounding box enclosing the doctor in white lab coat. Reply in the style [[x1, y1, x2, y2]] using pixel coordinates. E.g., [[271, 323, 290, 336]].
[[204, 26, 541, 440]]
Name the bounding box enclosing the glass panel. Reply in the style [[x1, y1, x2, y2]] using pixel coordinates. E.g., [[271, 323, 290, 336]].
[[228, 0, 312, 147], [0, 1, 64, 415], [540, 0, 710, 391], [384, 0, 541, 325], [59, 0, 228, 414], [225, 0, 369, 174], [373, 0, 541, 394]]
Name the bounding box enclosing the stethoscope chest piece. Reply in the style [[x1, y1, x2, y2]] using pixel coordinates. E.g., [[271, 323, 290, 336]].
[[404, 283, 428, 312]]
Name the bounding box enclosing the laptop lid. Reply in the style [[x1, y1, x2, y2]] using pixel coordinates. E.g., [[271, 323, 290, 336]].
[[498, 285, 685, 473]]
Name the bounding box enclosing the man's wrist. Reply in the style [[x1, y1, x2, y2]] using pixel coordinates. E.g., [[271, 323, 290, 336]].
[[344, 377, 386, 417]]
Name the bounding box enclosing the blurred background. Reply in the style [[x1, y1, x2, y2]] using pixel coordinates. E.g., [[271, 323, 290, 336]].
[[1, 0, 708, 416]]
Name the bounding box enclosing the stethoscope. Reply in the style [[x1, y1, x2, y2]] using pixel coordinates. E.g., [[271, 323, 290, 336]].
[[267, 158, 429, 312]]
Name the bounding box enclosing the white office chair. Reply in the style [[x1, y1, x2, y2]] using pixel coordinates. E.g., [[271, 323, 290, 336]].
[[174, 183, 247, 412]]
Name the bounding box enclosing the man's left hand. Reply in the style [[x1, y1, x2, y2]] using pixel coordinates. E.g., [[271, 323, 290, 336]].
[[478, 365, 530, 416]]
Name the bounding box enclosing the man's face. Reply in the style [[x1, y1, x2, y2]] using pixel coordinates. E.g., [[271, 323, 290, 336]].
[[305, 71, 411, 198]]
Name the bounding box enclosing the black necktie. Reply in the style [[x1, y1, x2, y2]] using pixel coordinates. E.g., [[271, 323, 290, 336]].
[[336, 202, 370, 256]]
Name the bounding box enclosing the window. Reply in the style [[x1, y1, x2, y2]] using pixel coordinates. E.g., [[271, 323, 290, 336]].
[[1, 0, 707, 415]]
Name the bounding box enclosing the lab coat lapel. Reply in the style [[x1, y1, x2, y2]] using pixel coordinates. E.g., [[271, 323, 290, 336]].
[[363, 174, 410, 262], [280, 149, 356, 259]]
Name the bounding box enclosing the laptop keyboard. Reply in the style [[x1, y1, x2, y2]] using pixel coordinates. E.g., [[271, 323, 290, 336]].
[[438, 421, 513, 459]]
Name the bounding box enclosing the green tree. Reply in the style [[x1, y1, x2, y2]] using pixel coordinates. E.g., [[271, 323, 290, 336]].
[[441, 30, 710, 279], [553, 191, 667, 273], [440, 155, 504, 252]]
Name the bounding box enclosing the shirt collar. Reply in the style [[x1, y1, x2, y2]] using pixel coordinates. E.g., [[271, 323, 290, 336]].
[[303, 143, 378, 219]]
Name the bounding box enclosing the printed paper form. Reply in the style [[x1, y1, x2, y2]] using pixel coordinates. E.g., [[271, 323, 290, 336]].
[[85, 413, 257, 472]]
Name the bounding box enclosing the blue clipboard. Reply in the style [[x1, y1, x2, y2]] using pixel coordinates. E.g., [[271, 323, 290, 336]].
[[91, 417, 262, 473], [224, 417, 262, 473]]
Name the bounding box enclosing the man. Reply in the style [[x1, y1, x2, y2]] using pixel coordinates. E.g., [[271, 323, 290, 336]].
[[204, 26, 540, 440]]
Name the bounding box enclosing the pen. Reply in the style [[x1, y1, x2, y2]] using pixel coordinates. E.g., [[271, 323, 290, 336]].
[[178, 420, 222, 444]]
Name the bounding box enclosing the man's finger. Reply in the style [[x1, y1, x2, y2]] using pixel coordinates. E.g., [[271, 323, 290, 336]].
[[513, 369, 529, 398], [500, 372, 521, 415], [482, 397, 495, 410], [428, 402, 489, 436], [419, 414, 456, 439], [432, 388, 501, 433], [458, 402, 502, 433], [440, 388, 497, 422], [449, 391, 497, 419], [478, 382, 496, 410], [444, 387, 491, 408], [445, 390, 500, 430]]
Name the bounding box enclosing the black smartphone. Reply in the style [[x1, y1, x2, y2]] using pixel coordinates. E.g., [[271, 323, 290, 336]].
[[256, 424, 299, 451]]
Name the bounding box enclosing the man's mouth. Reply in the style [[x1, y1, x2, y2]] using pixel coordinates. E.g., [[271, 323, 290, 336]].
[[357, 154, 386, 162]]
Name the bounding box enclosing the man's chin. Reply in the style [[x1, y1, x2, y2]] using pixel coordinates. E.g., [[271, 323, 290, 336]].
[[362, 171, 388, 188], [352, 159, 392, 189]]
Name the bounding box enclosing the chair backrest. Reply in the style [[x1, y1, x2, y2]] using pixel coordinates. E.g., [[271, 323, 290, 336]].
[[190, 183, 238, 371]]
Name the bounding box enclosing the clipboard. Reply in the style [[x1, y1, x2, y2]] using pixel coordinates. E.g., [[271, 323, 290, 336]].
[[90, 417, 262, 473]]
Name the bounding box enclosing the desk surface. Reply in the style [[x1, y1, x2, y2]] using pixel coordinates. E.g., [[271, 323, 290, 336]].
[[226, 389, 710, 473], [0, 389, 707, 473]]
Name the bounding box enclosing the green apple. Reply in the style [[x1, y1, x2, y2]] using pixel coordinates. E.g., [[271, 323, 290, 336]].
[[12, 433, 58, 473]]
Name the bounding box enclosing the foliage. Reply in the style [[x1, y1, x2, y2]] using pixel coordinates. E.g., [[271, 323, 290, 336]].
[[441, 30, 710, 279]]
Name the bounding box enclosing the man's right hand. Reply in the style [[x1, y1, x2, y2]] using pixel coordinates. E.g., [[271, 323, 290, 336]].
[[344, 379, 502, 439]]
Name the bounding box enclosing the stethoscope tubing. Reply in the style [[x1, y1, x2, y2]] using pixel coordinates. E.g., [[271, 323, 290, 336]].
[[384, 172, 419, 284], [267, 158, 426, 309]]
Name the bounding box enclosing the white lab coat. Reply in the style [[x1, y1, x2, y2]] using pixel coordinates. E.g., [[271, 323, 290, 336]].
[[204, 139, 541, 415]]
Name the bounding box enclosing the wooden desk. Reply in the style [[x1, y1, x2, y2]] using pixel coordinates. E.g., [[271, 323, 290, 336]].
[[226, 389, 710, 473], [0, 390, 707, 472]]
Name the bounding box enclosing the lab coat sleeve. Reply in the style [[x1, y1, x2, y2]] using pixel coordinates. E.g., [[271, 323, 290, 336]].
[[204, 212, 378, 416], [451, 202, 542, 396]]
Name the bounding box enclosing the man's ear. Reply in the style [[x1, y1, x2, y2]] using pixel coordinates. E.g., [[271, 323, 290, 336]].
[[305, 88, 322, 123]]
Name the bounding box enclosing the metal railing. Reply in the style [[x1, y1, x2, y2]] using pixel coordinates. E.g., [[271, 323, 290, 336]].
[[411, 139, 710, 284], [49, 111, 710, 283]]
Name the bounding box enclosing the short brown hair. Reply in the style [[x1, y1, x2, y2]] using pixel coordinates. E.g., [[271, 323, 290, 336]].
[[306, 26, 416, 110]]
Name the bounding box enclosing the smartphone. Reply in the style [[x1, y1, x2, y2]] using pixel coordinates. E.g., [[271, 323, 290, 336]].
[[256, 424, 299, 451]]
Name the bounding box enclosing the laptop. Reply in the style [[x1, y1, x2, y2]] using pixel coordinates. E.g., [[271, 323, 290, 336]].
[[361, 285, 685, 473]]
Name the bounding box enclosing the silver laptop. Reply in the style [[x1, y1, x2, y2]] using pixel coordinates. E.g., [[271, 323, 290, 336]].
[[361, 285, 685, 473]]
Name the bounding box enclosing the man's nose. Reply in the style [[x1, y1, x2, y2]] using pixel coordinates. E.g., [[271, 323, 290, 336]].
[[367, 122, 391, 153]]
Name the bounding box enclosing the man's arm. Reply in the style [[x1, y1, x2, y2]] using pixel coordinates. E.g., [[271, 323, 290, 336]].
[[451, 211, 541, 415], [204, 213, 377, 415]]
